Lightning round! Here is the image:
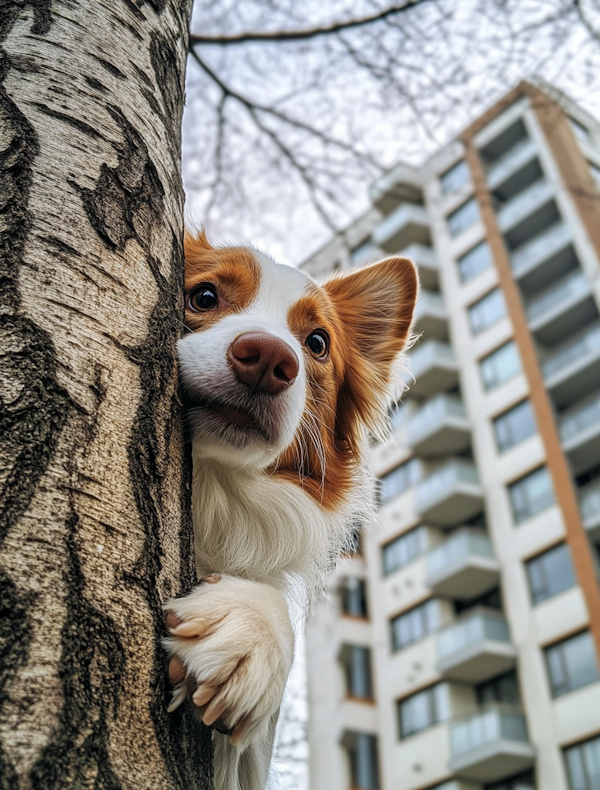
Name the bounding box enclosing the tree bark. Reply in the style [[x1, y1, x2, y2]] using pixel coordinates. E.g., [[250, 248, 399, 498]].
[[0, 2, 212, 788]]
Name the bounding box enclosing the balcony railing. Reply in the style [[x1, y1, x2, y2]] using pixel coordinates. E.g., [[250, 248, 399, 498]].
[[427, 529, 496, 587], [437, 610, 511, 661], [410, 340, 455, 378], [408, 395, 469, 456], [415, 290, 446, 320], [372, 203, 430, 252], [417, 460, 479, 504], [526, 269, 589, 324], [400, 244, 438, 289], [449, 705, 534, 781], [542, 322, 600, 381], [415, 460, 482, 525], [560, 391, 600, 444], [510, 221, 571, 277], [496, 178, 553, 232], [486, 138, 537, 190]]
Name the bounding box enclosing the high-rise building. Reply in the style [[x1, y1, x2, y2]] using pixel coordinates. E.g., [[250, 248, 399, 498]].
[[300, 81, 600, 790]]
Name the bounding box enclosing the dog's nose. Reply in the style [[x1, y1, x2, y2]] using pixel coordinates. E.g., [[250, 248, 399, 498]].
[[228, 332, 299, 395]]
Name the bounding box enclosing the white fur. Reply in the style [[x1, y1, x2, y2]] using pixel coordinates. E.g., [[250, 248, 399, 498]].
[[166, 248, 368, 790]]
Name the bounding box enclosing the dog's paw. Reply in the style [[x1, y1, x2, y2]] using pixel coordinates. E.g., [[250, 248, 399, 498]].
[[164, 574, 294, 746]]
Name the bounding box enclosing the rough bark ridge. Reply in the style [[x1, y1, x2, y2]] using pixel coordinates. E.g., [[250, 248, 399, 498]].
[[0, 2, 212, 788]]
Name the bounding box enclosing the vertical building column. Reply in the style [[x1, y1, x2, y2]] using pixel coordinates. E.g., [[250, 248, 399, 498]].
[[460, 106, 600, 661]]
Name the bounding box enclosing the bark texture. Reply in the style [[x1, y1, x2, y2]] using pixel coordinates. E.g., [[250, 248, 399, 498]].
[[0, 2, 212, 787]]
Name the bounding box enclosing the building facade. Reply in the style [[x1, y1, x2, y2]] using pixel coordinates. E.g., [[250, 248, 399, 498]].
[[301, 82, 600, 790]]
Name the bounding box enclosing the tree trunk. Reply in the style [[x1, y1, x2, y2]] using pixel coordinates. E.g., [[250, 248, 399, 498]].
[[0, 2, 212, 788]]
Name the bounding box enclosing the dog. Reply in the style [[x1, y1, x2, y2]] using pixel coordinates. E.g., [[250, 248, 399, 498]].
[[164, 230, 418, 790]]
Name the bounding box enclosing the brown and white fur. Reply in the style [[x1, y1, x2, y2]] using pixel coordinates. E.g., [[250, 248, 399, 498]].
[[164, 231, 418, 790]]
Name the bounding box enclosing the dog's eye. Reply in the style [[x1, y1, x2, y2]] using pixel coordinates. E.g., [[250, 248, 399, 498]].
[[189, 285, 218, 312], [306, 331, 329, 359]]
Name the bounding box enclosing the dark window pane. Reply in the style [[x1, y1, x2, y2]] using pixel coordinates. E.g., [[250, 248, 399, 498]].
[[468, 288, 507, 334], [526, 543, 576, 605], [343, 732, 379, 789], [480, 341, 521, 390], [447, 197, 480, 236], [545, 631, 599, 697], [382, 527, 425, 575], [458, 241, 493, 282], [341, 577, 368, 617], [509, 466, 554, 524], [391, 599, 440, 650], [342, 645, 373, 700], [565, 735, 600, 790], [476, 670, 520, 706], [398, 684, 449, 739], [379, 459, 421, 505], [441, 160, 470, 195], [494, 400, 536, 452]]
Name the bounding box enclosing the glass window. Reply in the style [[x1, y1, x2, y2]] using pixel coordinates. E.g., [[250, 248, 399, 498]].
[[447, 197, 480, 236], [382, 527, 426, 575], [493, 400, 537, 452], [391, 599, 440, 651], [569, 117, 590, 143], [458, 241, 493, 282], [341, 577, 368, 618], [440, 159, 470, 195], [476, 670, 520, 706], [526, 542, 576, 604], [341, 645, 373, 700], [565, 735, 600, 790], [485, 771, 535, 790], [509, 466, 554, 524], [379, 458, 422, 505], [398, 683, 450, 738], [480, 341, 521, 390], [468, 288, 507, 334], [545, 630, 599, 698], [343, 731, 379, 789]]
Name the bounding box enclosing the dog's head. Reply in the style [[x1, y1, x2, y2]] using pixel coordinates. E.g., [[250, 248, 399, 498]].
[[178, 231, 418, 509]]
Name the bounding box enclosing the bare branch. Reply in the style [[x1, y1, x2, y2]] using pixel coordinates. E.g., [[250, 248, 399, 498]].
[[190, 0, 433, 45]]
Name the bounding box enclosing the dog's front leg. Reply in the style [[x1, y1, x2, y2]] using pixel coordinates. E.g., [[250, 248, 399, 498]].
[[164, 574, 294, 789]]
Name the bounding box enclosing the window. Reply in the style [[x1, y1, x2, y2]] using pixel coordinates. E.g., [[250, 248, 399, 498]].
[[382, 527, 426, 575], [565, 735, 600, 790], [342, 731, 379, 789], [440, 159, 470, 195], [346, 523, 362, 555], [589, 161, 600, 190], [509, 466, 554, 523], [545, 630, 599, 698], [569, 117, 590, 144], [398, 683, 450, 738], [379, 458, 422, 505], [391, 599, 440, 651], [341, 577, 368, 618], [476, 670, 520, 706], [484, 771, 535, 790], [458, 241, 493, 282], [447, 197, 480, 236], [493, 400, 537, 452], [468, 288, 507, 334], [526, 542, 576, 604], [340, 645, 373, 700], [480, 341, 521, 390]]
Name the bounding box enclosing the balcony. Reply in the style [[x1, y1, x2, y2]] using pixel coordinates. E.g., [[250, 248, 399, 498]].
[[497, 179, 557, 248], [579, 480, 600, 541], [371, 203, 430, 252], [414, 291, 448, 340], [407, 341, 459, 398], [526, 269, 595, 345], [415, 460, 484, 526], [369, 163, 423, 214], [542, 322, 600, 408], [427, 529, 499, 599], [449, 705, 535, 782], [560, 391, 600, 475], [486, 138, 537, 193], [408, 395, 470, 457], [350, 241, 384, 268], [401, 243, 438, 290], [510, 221, 575, 287], [436, 610, 516, 683]]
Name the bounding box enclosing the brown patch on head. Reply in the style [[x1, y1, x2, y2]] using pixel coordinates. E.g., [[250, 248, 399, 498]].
[[184, 230, 261, 332], [272, 257, 418, 511]]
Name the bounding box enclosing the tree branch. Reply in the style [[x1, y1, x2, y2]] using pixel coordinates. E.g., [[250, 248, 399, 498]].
[[190, 0, 432, 45]]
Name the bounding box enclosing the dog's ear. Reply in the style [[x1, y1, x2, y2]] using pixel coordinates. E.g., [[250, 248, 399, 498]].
[[184, 228, 213, 266], [324, 257, 419, 442]]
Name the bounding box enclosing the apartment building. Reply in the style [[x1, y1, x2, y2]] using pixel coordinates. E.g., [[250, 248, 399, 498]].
[[300, 81, 600, 790]]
